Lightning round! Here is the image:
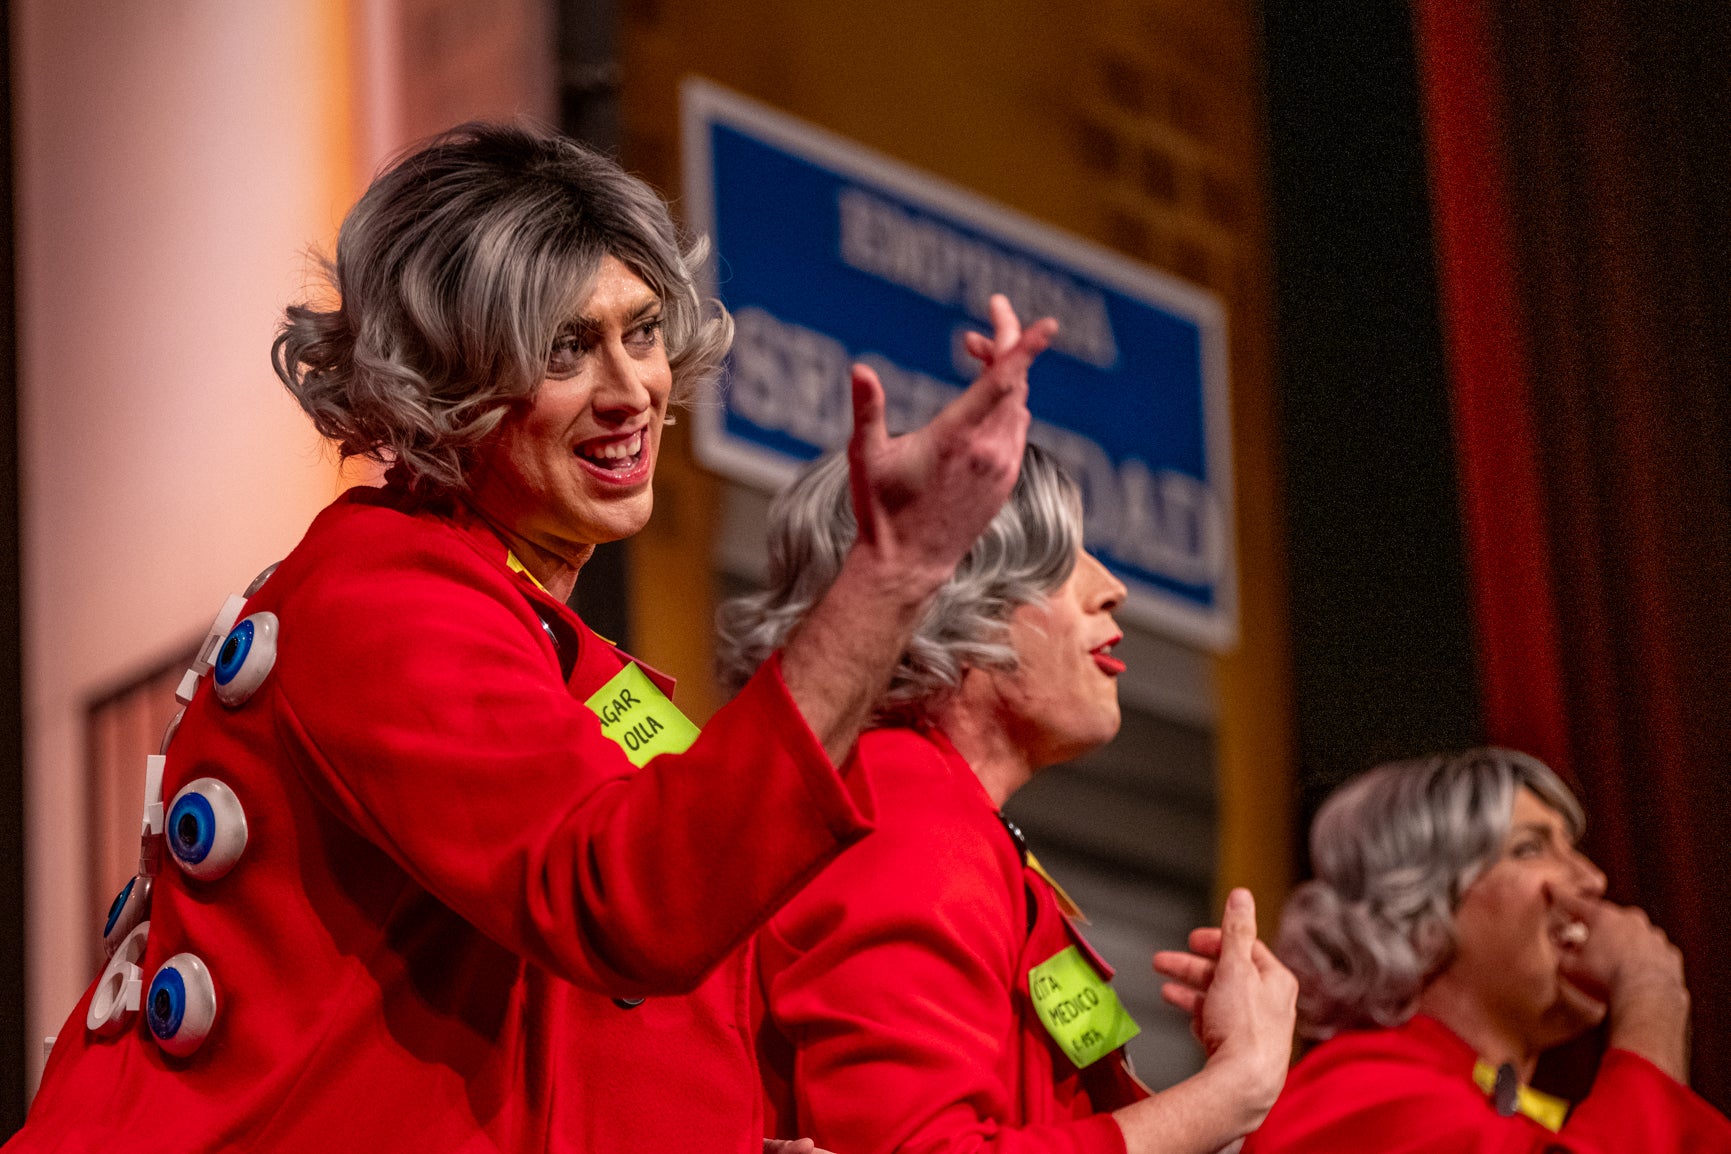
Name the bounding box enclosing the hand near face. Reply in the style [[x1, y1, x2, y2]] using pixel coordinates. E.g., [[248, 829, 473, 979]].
[[846, 294, 1056, 590], [1152, 888, 1297, 1123], [1554, 892, 1690, 1081]]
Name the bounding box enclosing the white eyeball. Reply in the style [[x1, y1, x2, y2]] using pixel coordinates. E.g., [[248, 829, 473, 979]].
[[87, 920, 150, 1037], [166, 778, 248, 882], [212, 612, 278, 706], [146, 952, 217, 1057], [102, 874, 152, 955]]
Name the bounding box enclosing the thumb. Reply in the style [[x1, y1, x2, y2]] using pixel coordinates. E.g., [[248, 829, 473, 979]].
[[1218, 887, 1257, 973], [849, 362, 888, 458]]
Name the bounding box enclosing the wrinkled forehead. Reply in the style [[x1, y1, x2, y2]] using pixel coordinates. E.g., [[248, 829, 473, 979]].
[[556, 251, 662, 322]]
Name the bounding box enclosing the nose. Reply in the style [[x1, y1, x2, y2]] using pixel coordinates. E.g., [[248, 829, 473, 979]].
[[1568, 845, 1608, 899], [590, 340, 656, 420], [1079, 550, 1127, 613]]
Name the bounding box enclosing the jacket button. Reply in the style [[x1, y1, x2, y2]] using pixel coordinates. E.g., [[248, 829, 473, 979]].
[[613, 997, 645, 1010]]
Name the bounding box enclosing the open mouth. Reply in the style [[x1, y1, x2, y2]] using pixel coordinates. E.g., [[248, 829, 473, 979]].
[[1090, 636, 1126, 677], [1549, 918, 1590, 951], [574, 429, 650, 481]]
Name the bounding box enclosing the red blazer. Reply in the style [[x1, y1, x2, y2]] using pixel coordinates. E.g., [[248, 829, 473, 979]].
[[12, 484, 873, 1152], [757, 726, 1146, 1154], [1241, 1013, 1731, 1153]]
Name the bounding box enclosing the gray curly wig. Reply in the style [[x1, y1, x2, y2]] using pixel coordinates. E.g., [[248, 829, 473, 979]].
[[1277, 747, 1584, 1041], [272, 121, 732, 491], [716, 442, 1082, 721]]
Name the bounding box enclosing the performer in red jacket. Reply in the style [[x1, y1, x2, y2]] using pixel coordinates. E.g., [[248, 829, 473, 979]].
[[10, 122, 1059, 1151], [1236, 748, 1731, 1153], [718, 444, 1298, 1154]]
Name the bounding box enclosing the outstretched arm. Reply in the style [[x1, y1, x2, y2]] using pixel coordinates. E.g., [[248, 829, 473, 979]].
[[779, 294, 1057, 764]]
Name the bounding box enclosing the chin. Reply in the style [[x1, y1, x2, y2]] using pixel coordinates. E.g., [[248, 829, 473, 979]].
[[582, 498, 655, 544]]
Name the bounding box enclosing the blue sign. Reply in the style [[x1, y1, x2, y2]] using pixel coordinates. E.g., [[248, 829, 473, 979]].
[[681, 80, 1236, 651]]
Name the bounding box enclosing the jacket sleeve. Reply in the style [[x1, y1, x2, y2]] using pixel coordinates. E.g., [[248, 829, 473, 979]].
[[1556, 1049, 1731, 1153], [759, 739, 1125, 1154], [271, 533, 873, 997]]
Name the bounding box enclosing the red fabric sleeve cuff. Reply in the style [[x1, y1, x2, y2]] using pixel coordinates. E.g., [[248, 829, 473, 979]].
[[747, 651, 878, 838], [1071, 1111, 1130, 1154]]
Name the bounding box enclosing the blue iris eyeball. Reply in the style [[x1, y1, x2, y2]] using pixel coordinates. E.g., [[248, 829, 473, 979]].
[[166, 778, 248, 881], [86, 920, 150, 1037], [102, 874, 152, 955], [212, 611, 278, 707], [147, 952, 217, 1057]]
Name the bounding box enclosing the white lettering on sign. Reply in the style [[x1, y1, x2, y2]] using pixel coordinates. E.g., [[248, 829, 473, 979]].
[[729, 307, 853, 445], [728, 308, 1224, 588], [838, 189, 1119, 370]]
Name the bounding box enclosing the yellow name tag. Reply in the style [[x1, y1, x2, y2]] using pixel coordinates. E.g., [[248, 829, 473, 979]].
[[1028, 945, 1141, 1069], [584, 663, 701, 767]]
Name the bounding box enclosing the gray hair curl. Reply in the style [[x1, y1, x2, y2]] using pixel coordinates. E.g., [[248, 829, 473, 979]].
[[716, 442, 1082, 721], [1277, 747, 1584, 1040], [272, 121, 732, 491]]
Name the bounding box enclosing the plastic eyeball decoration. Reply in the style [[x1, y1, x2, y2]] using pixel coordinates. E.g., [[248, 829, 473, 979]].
[[212, 611, 279, 707], [87, 920, 150, 1037], [102, 874, 152, 956], [147, 953, 217, 1057], [158, 708, 185, 756], [243, 561, 280, 598], [166, 778, 248, 881]]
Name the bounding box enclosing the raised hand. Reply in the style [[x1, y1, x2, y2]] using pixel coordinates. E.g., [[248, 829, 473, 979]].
[[776, 296, 1056, 766], [1554, 892, 1690, 1081], [1153, 889, 1296, 1114], [845, 294, 1057, 590], [1114, 890, 1296, 1152]]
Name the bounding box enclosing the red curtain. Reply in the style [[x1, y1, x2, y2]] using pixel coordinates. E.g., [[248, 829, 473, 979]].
[[1415, 0, 1731, 1110]]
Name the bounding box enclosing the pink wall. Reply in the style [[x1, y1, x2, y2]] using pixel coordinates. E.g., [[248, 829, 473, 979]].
[[12, 0, 362, 1091]]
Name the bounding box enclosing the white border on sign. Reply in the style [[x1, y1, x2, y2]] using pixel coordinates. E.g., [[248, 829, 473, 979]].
[[678, 77, 1238, 653]]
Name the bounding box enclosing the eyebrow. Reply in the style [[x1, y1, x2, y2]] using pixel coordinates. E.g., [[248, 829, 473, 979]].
[[571, 297, 663, 333]]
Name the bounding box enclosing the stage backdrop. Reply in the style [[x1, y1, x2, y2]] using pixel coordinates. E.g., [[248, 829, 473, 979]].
[[1416, 0, 1731, 1110]]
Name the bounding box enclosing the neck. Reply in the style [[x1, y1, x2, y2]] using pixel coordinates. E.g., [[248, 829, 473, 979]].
[[1417, 978, 1540, 1083], [462, 498, 591, 601], [931, 671, 1037, 807], [505, 533, 589, 602]]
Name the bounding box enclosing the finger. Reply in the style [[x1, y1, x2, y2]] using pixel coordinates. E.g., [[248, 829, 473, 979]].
[[848, 363, 888, 456], [989, 293, 1024, 357], [963, 330, 996, 364], [1186, 926, 1224, 958], [1152, 950, 1217, 990], [928, 344, 1026, 437], [1160, 982, 1204, 1017], [1014, 315, 1059, 361], [1551, 889, 1604, 923], [1218, 887, 1257, 972]]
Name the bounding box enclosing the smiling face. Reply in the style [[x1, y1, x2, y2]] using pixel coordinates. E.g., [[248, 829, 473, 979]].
[[985, 548, 1128, 772], [1437, 788, 1610, 1054], [468, 255, 672, 576]]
